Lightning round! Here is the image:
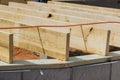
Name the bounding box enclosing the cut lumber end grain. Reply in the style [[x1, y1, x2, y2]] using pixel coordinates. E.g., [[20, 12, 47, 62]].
[[0, 31, 13, 63]]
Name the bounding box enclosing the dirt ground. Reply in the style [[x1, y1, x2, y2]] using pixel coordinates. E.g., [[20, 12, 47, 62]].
[[14, 47, 40, 61]]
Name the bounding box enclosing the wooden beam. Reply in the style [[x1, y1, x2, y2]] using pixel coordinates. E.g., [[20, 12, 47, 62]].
[[0, 5, 93, 23], [27, 1, 120, 21], [0, 0, 28, 5], [18, 27, 70, 61], [70, 27, 110, 55], [9, 2, 120, 48], [0, 18, 70, 61], [0, 10, 111, 56], [47, 1, 120, 17], [0, 31, 13, 63], [0, 54, 109, 70], [8, 2, 120, 48], [8, 2, 108, 20], [2, 5, 120, 49], [0, 10, 70, 26], [48, 1, 120, 14]]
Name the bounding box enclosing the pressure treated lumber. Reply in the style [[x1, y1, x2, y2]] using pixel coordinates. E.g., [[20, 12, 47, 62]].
[[0, 54, 109, 70], [27, 2, 120, 21], [48, 1, 120, 14], [0, 31, 13, 63], [0, 10, 110, 56]]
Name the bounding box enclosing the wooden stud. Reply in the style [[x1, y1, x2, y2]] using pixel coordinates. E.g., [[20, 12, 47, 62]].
[[0, 31, 13, 63]]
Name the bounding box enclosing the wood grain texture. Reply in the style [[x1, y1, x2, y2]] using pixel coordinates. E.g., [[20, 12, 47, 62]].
[[0, 10, 111, 56], [18, 28, 70, 61], [0, 5, 92, 23], [4, 5, 120, 46], [0, 0, 35, 5], [70, 27, 110, 55], [27, 2, 120, 21], [0, 31, 13, 63], [0, 10, 71, 61], [48, 1, 120, 14], [0, 18, 70, 61], [47, 1, 120, 17]]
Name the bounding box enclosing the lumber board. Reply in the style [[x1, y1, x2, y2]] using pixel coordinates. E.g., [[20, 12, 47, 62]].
[[0, 0, 35, 5], [7, 3, 120, 48], [18, 28, 70, 61], [70, 26, 110, 55], [8, 2, 110, 20], [0, 10, 111, 56], [0, 18, 70, 61], [82, 24, 120, 48], [48, 1, 120, 17], [48, 1, 120, 14], [0, 10, 70, 26], [0, 54, 109, 70], [0, 31, 13, 63], [3, 4, 120, 48], [0, 5, 93, 23], [8, 4, 120, 46], [27, 2, 120, 21], [33, 1, 120, 17]]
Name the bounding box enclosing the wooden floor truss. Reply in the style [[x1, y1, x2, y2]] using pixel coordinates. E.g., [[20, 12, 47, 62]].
[[0, 1, 119, 69]]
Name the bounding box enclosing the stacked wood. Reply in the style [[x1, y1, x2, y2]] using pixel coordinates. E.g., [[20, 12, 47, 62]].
[[0, 0, 35, 5], [0, 1, 120, 66]]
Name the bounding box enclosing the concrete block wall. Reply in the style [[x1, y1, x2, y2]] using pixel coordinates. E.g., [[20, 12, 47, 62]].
[[23, 68, 71, 80], [0, 61, 120, 80], [111, 61, 120, 80], [0, 72, 21, 80], [0, 62, 117, 80], [71, 63, 111, 80]]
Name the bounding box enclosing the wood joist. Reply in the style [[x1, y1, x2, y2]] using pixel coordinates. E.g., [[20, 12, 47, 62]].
[[0, 1, 119, 68]]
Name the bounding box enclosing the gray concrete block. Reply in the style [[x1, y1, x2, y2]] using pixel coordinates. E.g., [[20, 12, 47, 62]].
[[23, 68, 71, 80], [72, 63, 111, 80], [111, 61, 120, 80], [0, 72, 21, 80]]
